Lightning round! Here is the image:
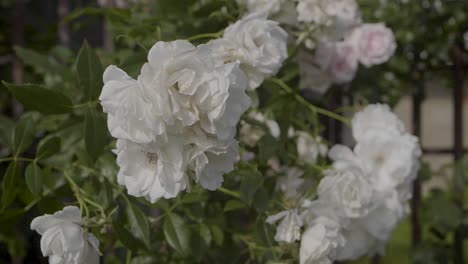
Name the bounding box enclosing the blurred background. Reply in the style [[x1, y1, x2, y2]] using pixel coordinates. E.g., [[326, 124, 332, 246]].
[[0, 0, 467, 263]]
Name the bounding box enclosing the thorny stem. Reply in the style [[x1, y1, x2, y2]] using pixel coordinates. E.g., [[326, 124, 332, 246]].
[[268, 78, 351, 126]]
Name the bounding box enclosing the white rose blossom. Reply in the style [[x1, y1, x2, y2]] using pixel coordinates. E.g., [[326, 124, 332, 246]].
[[296, 131, 328, 164], [209, 12, 288, 89], [139, 40, 251, 141], [30, 206, 100, 264], [114, 138, 188, 203], [100, 65, 156, 144], [320, 41, 359, 83], [359, 191, 409, 243], [318, 160, 374, 218], [335, 222, 379, 261], [351, 103, 406, 142], [297, 0, 361, 47], [102, 40, 252, 202], [354, 131, 421, 192], [348, 23, 397, 67], [300, 216, 345, 264], [266, 209, 304, 243]]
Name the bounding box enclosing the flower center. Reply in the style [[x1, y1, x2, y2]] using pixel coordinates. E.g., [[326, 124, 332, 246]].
[[146, 152, 158, 165]]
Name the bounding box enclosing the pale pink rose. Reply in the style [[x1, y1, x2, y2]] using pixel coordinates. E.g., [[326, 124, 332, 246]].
[[349, 23, 397, 67], [316, 41, 358, 83]]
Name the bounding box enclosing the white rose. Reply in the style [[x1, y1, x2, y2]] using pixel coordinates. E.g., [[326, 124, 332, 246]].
[[354, 131, 421, 192], [351, 104, 405, 142], [335, 222, 379, 261], [297, 0, 361, 43], [100, 65, 156, 144], [276, 167, 305, 198], [313, 41, 359, 84], [318, 160, 374, 218], [359, 191, 408, 243], [266, 209, 303, 243], [210, 12, 288, 89], [138, 40, 250, 142], [115, 138, 188, 203], [349, 23, 396, 67], [189, 131, 239, 191], [296, 132, 328, 164], [300, 216, 345, 264], [30, 206, 100, 264]]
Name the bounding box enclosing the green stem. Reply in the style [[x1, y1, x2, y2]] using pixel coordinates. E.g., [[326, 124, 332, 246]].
[[268, 78, 351, 126], [126, 250, 132, 264], [0, 157, 34, 163], [218, 187, 241, 199], [186, 32, 223, 42]]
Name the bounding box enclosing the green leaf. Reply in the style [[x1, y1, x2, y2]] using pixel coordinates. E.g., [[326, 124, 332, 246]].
[[113, 220, 146, 252], [163, 213, 191, 255], [210, 225, 224, 246], [253, 188, 269, 213], [125, 199, 150, 247], [84, 108, 108, 160], [240, 167, 263, 205], [2, 162, 19, 211], [36, 137, 61, 160], [4, 82, 73, 115], [12, 115, 35, 155], [15, 47, 53, 71], [25, 163, 43, 197], [76, 41, 103, 100], [224, 200, 245, 212], [199, 224, 212, 246], [0, 115, 14, 148]]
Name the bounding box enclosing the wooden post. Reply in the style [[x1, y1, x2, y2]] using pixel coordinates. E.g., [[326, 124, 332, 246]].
[[452, 44, 465, 264], [11, 0, 25, 119], [411, 86, 423, 247], [58, 0, 71, 46]]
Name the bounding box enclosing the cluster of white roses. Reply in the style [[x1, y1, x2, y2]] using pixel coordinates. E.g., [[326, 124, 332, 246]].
[[238, 0, 397, 93], [98, 13, 288, 203], [266, 104, 421, 263], [31, 12, 290, 264]]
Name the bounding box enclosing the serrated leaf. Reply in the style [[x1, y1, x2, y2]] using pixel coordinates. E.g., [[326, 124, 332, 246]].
[[2, 162, 19, 211], [3, 82, 73, 114], [125, 199, 150, 247], [113, 220, 146, 252], [76, 41, 103, 100], [36, 137, 61, 160], [163, 213, 191, 255], [84, 108, 108, 160], [13, 115, 35, 155], [25, 163, 43, 197], [224, 200, 245, 212]]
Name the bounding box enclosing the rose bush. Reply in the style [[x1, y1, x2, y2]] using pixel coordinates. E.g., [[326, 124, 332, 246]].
[[0, 0, 429, 263]]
